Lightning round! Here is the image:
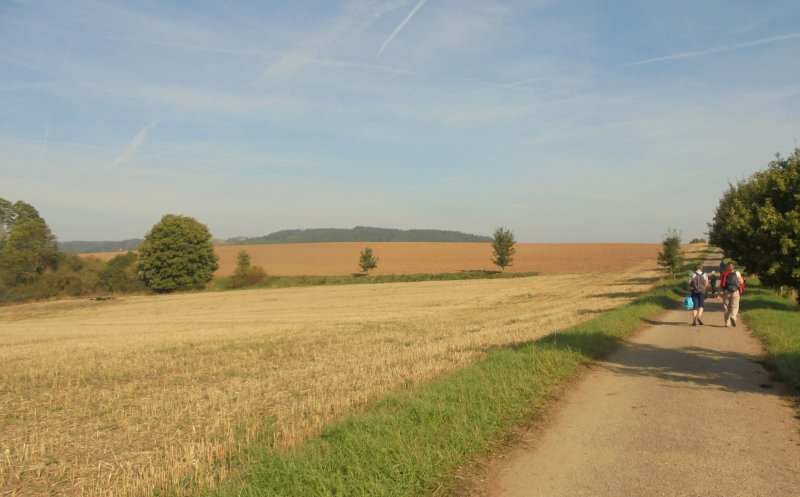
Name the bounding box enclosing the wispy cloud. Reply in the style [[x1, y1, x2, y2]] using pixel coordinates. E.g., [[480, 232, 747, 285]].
[[139, 86, 294, 114], [377, 0, 429, 57], [111, 121, 159, 167], [624, 32, 800, 67]]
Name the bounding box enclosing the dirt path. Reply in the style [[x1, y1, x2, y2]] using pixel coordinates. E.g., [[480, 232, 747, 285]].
[[470, 261, 800, 497]]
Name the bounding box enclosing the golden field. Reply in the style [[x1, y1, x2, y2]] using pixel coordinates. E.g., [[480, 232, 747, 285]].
[[1, 244, 692, 496], [87, 242, 661, 276]]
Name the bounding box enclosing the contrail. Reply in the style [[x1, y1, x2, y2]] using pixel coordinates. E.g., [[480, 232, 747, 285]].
[[624, 32, 800, 67], [111, 121, 159, 167], [377, 0, 429, 58]]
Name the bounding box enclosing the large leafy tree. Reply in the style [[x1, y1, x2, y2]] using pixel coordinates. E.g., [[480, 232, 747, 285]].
[[0, 199, 59, 287], [137, 214, 219, 293], [0, 198, 44, 250], [709, 149, 800, 299], [491, 226, 516, 271]]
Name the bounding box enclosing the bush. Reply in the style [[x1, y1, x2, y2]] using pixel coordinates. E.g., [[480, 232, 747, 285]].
[[36, 254, 106, 298], [137, 214, 219, 293], [228, 251, 266, 288], [100, 252, 147, 294]]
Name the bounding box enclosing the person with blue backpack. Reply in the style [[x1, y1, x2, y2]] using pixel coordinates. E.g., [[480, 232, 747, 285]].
[[687, 263, 709, 326]]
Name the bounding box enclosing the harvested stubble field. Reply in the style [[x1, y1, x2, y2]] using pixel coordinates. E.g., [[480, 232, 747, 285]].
[[2, 244, 672, 496], [88, 242, 660, 276]]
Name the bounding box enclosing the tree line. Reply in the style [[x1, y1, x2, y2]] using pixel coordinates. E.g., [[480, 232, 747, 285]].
[[0, 197, 519, 303], [0, 202, 218, 303], [708, 148, 800, 301]]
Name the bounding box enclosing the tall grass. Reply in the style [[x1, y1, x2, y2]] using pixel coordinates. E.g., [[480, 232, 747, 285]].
[[739, 279, 800, 387], [203, 274, 688, 497]]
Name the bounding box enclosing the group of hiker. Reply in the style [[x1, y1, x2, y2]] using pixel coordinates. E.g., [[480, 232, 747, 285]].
[[687, 258, 745, 327]]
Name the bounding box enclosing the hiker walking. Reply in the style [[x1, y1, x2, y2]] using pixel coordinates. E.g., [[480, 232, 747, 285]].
[[721, 263, 745, 327], [687, 263, 709, 326]]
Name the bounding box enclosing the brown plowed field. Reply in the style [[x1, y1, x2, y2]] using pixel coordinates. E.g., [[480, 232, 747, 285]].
[[88, 242, 660, 276]]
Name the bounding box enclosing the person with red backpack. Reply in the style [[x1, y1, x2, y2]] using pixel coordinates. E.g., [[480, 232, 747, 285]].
[[687, 263, 709, 326], [721, 262, 746, 327]]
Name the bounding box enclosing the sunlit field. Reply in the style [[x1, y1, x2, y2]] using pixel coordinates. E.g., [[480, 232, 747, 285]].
[[0, 245, 681, 496], [88, 242, 661, 276]]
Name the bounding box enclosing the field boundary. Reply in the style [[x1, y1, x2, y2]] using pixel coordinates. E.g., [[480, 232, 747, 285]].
[[212, 270, 540, 290]]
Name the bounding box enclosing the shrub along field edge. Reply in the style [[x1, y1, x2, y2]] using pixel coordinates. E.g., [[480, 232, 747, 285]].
[[211, 270, 540, 291], [193, 265, 696, 497], [739, 278, 800, 388]]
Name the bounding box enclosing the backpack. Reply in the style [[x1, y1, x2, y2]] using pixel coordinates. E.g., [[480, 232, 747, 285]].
[[725, 271, 740, 292], [691, 272, 707, 293]]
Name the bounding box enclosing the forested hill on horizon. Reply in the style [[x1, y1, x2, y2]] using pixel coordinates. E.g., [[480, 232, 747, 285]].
[[60, 226, 493, 253]]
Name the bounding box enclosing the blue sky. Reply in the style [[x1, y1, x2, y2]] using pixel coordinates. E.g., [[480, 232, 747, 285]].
[[2, 0, 799, 242]]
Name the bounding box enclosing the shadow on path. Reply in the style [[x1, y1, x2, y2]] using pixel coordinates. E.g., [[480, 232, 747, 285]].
[[599, 341, 798, 397]]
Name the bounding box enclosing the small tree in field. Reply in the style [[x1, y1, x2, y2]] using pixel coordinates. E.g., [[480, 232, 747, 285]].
[[491, 226, 516, 271], [228, 250, 266, 288], [657, 228, 684, 278], [358, 247, 378, 274]]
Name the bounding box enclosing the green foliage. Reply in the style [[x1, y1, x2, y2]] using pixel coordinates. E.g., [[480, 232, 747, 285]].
[[59, 238, 142, 254], [0, 198, 151, 303], [709, 149, 800, 300], [491, 226, 516, 271], [100, 252, 147, 293], [0, 198, 59, 295], [228, 250, 266, 289], [358, 247, 378, 274], [236, 250, 251, 271], [136, 214, 219, 293], [0, 198, 44, 248], [0, 217, 59, 287], [656, 228, 684, 277], [36, 254, 104, 298], [689, 238, 707, 244]]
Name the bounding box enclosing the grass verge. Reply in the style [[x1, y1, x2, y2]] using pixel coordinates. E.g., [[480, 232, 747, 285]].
[[740, 279, 800, 388], [195, 271, 690, 497], [211, 270, 539, 291]]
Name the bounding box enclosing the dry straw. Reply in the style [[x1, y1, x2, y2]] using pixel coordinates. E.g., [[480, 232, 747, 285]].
[[1, 247, 669, 496]]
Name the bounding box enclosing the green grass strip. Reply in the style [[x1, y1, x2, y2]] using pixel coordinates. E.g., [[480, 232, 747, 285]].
[[198, 275, 689, 497], [739, 279, 800, 387]]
